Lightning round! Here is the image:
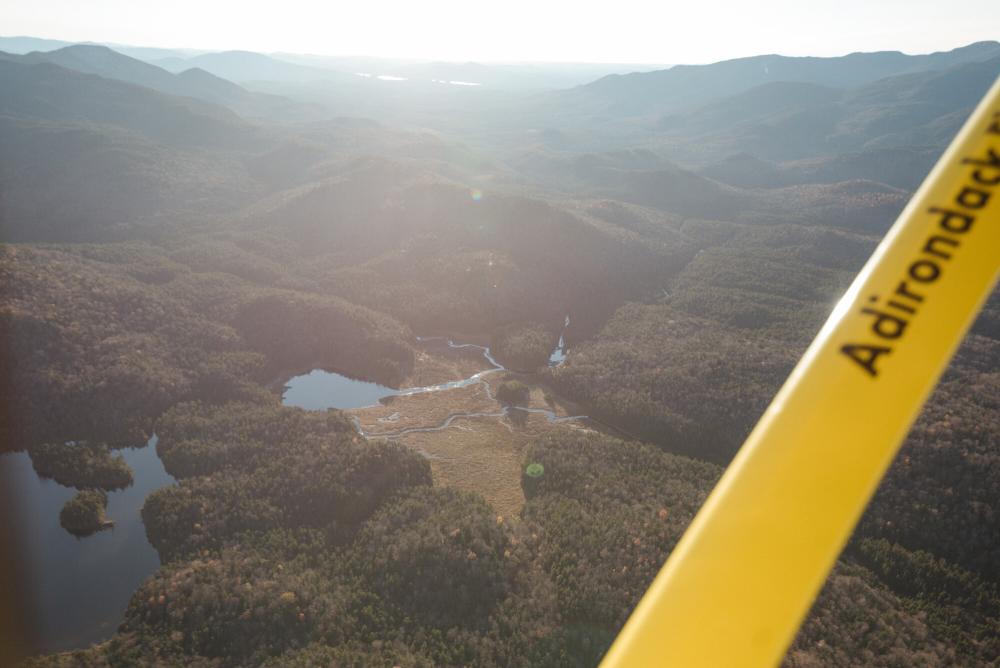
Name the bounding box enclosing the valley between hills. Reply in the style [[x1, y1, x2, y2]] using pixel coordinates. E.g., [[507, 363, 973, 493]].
[[1, 35, 999, 666]]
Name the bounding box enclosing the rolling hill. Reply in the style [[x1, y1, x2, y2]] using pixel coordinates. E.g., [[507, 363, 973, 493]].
[[153, 50, 347, 84], [6, 45, 316, 121], [561, 41, 1000, 116]]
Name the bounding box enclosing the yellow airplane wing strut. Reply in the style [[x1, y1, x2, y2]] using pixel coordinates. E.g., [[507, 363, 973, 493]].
[[601, 75, 1000, 667]]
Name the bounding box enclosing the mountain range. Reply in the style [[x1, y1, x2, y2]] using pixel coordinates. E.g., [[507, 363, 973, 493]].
[[2, 34, 1000, 667]]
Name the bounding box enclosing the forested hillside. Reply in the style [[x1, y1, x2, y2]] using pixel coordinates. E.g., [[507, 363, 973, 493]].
[[2, 38, 998, 667]]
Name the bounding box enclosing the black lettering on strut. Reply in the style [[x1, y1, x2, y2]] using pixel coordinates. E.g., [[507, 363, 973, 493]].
[[840, 122, 998, 377]]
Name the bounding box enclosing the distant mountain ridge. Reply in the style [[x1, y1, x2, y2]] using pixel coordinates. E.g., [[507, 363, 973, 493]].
[[4, 45, 317, 121], [568, 41, 1000, 115], [649, 55, 1000, 165], [0, 56, 270, 240], [151, 50, 347, 84], [0, 57, 249, 145], [15, 44, 218, 97], [0, 35, 75, 53], [0, 36, 666, 91], [2, 36, 997, 242], [0, 35, 207, 62]]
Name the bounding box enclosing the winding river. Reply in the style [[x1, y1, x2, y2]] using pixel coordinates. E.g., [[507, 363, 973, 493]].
[[282, 317, 587, 435]]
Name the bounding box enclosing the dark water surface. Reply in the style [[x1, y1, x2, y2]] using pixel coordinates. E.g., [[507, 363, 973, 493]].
[[0, 435, 174, 652]]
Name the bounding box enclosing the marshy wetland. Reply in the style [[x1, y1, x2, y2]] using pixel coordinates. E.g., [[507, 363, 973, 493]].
[[283, 332, 591, 515]]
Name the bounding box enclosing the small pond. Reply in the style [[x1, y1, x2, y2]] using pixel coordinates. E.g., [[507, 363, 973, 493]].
[[281, 369, 398, 410]]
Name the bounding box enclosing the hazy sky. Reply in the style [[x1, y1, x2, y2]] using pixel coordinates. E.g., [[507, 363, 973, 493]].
[[3, 0, 998, 63]]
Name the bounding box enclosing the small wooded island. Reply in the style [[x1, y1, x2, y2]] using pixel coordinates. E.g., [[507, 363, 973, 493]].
[[59, 489, 114, 537], [491, 323, 559, 372], [496, 378, 531, 405]]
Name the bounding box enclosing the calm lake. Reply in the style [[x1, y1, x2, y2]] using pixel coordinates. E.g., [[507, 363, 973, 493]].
[[0, 435, 174, 652], [281, 369, 397, 410]]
